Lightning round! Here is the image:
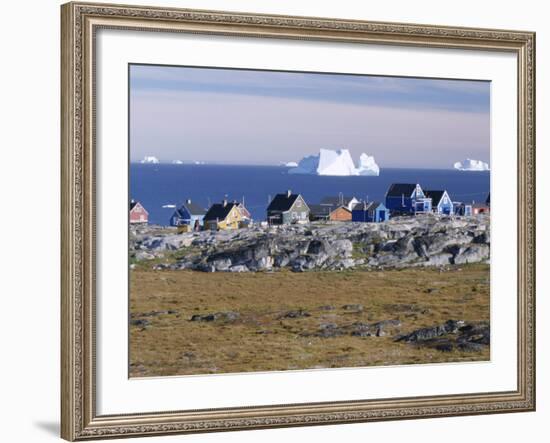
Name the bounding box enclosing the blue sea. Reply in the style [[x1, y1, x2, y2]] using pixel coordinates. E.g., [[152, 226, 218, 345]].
[[130, 164, 490, 226]]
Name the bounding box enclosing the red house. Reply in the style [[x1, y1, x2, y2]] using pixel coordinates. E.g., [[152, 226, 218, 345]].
[[129, 199, 149, 224]]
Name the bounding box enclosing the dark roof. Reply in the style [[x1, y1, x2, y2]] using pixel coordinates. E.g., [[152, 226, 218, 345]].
[[309, 204, 332, 217], [486, 193, 490, 205], [267, 193, 300, 212], [204, 202, 238, 221], [320, 196, 356, 207], [181, 201, 207, 215], [424, 190, 445, 205], [353, 201, 382, 214], [386, 183, 418, 198]]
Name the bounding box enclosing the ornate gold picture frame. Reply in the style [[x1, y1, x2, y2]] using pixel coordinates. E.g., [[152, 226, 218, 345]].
[[61, 2, 535, 440]]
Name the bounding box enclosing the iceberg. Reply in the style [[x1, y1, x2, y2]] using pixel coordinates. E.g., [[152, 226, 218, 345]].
[[454, 158, 490, 171], [279, 161, 299, 167], [356, 153, 380, 176], [288, 149, 380, 176], [162, 204, 176, 209], [172, 160, 183, 164], [140, 156, 160, 164]]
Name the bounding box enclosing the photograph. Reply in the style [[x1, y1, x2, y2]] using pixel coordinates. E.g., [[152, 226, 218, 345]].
[[128, 64, 491, 377]]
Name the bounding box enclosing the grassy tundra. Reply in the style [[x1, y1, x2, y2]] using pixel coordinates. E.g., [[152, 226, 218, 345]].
[[129, 264, 489, 377]]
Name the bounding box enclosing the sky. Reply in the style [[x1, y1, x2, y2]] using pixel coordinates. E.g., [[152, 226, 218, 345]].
[[129, 64, 490, 169]]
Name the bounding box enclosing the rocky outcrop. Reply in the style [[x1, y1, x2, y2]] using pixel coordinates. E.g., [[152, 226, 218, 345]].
[[130, 214, 490, 272], [303, 319, 402, 338], [395, 320, 490, 353], [189, 311, 240, 322]]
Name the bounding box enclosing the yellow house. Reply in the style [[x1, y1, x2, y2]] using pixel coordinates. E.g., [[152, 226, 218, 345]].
[[203, 200, 244, 230]]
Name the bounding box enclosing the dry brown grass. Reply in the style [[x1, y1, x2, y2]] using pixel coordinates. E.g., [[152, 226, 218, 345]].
[[129, 265, 490, 377]]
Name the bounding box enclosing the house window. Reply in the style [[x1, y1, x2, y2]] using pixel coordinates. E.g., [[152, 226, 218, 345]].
[[292, 212, 297, 219]]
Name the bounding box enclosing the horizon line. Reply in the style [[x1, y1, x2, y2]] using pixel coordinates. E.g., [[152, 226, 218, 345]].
[[130, 161, 490, 171]]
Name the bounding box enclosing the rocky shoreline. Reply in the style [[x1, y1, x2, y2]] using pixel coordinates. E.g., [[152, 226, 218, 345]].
[[130, 214, 490, 273]]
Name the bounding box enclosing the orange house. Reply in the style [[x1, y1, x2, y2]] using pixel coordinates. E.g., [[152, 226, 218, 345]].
[[310, 204, 351, 222], [329, 206, 352, 221]]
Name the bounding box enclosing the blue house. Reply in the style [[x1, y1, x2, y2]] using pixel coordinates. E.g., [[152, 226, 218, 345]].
[[424, 190, 453, 215], [453, 202, 473, 216], [170, 199, 206, 230], [385, 183, 432, 215], [352, 201, 390, 223]]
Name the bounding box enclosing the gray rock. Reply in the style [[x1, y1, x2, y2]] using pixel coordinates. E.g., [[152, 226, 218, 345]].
[[342, 304, 364, 312], [250, 256, 274, 271], [130, 319, 150, 328], [190, 311, 240, 322], [454, 244, 490, 264], [279, 309, 311, 319], [135, 251, 155, 261], [396, 320, 465, 343], [424, 252, 453, 266], [130, 214, 490, 273], [208, 257, 232, 271], [316, 323, 346, 338]]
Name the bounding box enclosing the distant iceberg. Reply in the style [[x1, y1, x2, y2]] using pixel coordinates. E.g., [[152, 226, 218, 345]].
[[172, 160, 183, 164], [280, 161, 299, 167], [454, 158, 490, 171], [356, 153, 380, 176], [162, 204, 176, 208], [288, 149, 380, 176], [140, 156, 160, 164]]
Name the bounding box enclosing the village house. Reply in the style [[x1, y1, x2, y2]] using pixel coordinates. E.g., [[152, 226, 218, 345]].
[[424, 190, 454, 215], [236, 201, 253, 227], [351, 201, 390, 223], [453, 202, 473, 216], [309, 204, 352, 222], [203, 200, 245, 230], [319, 195, 360, 212], [472, 202, 490, 215], [170, 199, 206, 231], [468, 193, 490, 215], [267, 190, 310, 225], [385, 183, 432, 215], [129, 199, 148, 224]]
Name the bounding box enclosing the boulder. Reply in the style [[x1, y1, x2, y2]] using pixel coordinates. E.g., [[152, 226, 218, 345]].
[[396, 320, 465, 343], [190, 311, 240, 322], [454, 244, 490, 264]]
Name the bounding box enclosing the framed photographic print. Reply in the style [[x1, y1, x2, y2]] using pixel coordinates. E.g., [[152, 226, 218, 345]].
[[61, 1, 536, 440]]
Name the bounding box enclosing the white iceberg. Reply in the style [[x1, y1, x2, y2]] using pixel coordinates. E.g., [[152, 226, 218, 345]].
[[279, 161, 299, 167], [172, 160, 183, 164], [288, 149, 380, 176], [356, 153, 380, 176], [140, 156, 160, 164], [162, 204, 176, 208], [453, 158, 490, 171]]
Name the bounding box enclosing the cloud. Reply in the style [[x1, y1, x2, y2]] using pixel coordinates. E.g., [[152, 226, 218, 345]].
[[129, 64, 490, 114]]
